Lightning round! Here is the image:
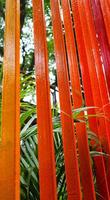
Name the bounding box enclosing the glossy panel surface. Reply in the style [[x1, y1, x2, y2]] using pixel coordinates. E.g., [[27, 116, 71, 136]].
[[76, 123, 96, 200], [71, 0, 110, 198], [32, 0, 57, 199], [61, 0, 82, 109], [50, 0, 82, 199], [0, 0, 20, 199], [91, 0, 110, 94]]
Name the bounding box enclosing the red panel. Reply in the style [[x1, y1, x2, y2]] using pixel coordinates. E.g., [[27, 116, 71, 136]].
[[76, 123, 96, 200], [83, 0, 110, 193], [100, 0, 110, 46], [77, 0, 110, 150], [83, 0, 109, 106], [77, 0, 110, 196], [50, 0, 82, 199], [91, 0, 110, 95], [32, 1, 57, 200], [0, 0, 20, 199], [71, 0, 110, 198]]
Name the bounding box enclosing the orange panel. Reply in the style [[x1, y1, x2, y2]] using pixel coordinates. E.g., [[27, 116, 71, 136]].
[[76, 123, 96, 200], [32, 1, 57, 200], [50, 0, 82, 199], [0, 0, 20, 199], [61, 0, 82, 109], [70, 0, 98, 134]]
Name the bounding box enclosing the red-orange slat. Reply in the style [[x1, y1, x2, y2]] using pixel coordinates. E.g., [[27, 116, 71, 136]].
[[77, 0, 110, 153], [83, 0, 110, 193], [77, 0, 103, 134], [77, 0, 110, 197], [76, 123, 96, 200], [83, 0, 109, 106], [61, 4, 95, 198], [0, 0, 20, 199], [61, 0, 82, 109], [91, 0, 110, 95], [61, 1, 98, 143], [32, 1, 57, 200], [50, 0, 82, 199], [70, 0, 98, 134], [71, 0, 110, 198], [79, 0, 110, 159]]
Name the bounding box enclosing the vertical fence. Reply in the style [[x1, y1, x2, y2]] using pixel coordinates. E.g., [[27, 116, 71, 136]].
[[0, 0, 110, 199]]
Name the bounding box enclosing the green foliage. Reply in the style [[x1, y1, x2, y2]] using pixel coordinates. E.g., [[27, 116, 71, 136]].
[[20, 72, 105, 199], [20, 92, 105, 199]]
